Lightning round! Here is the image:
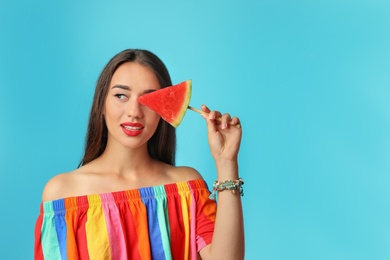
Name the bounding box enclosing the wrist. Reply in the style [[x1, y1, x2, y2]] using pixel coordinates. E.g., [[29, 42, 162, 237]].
[[209, 178, 244, 200], [215, 159, 239, 180]]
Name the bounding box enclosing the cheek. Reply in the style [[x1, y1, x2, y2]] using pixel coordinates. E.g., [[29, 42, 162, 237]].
[[104, 101, 119, 117], [143, 106, 159, 118], [145, 110, 161, 127], [152, 111, 161, 122]]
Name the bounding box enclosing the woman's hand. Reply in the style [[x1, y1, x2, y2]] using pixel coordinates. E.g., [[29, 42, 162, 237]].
[[199, 105, 245, 260], [201, 104, 242, 162]]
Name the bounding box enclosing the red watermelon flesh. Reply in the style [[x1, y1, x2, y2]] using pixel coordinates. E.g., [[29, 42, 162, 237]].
[[137, 80, 192, 128]]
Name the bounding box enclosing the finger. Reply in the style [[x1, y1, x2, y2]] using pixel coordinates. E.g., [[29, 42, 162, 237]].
[[201, 105, 241, 128], [209, 111, 222, 122], [220, 113, 232, 129], [201, 104, 211, 114], [201, 105, 222, 121], [230, 116, 240, 126], [200, 104, 214, 123], [201, 105, 221, 135]]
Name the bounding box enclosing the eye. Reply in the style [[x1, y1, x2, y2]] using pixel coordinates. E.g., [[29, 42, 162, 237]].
[[114, 94, 128, 100]]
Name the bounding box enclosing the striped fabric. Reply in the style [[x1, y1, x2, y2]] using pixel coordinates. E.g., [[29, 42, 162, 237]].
[[34, 179, 216, 260]]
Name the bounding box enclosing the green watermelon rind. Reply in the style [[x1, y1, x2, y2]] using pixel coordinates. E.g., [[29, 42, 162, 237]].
[[170, 80, 192, 127]]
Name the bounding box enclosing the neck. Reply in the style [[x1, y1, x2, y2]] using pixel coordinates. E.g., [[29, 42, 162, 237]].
[[96, 140, 156, 177]]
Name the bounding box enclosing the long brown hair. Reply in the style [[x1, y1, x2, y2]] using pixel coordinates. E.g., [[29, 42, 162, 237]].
[[79, 49, 176, 166]]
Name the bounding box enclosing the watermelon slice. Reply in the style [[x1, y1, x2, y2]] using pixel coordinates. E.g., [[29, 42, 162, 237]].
[[137, 80, 192, 128]]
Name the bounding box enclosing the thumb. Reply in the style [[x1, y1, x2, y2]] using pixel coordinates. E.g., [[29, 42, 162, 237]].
[[201, 104, 218, 133], [200, 105, 223, 145]]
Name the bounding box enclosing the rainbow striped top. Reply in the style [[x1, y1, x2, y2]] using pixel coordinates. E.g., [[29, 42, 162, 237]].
[[34, 179, 216, 260]]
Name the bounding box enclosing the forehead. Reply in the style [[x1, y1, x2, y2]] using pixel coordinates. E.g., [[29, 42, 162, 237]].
[[110, 62, 161, 89]]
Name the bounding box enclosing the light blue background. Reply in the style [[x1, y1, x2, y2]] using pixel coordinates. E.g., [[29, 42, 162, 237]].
[[1, 0, 389, 259]]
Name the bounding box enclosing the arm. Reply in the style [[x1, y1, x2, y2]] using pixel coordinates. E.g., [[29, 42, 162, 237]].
[[199, 105, 245, 260]]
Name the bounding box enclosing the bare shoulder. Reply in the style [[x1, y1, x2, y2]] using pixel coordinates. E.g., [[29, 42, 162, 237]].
[[167, 165, 204, 183], [41, 170, 80, 202]]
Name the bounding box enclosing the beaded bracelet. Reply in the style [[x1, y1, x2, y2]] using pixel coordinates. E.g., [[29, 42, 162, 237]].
[[209, 178, 244, 200]]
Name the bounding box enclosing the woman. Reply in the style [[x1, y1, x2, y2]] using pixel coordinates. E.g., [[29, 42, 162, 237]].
[[34, 49, 244, 259]]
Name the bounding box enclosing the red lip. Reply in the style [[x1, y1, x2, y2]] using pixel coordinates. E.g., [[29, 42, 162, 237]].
[[121, 122, 144, 127], [121, 122, 144, 136]]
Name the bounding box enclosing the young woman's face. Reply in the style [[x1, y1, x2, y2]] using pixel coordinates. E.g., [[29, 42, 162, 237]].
[[104, 62, 161, 149]]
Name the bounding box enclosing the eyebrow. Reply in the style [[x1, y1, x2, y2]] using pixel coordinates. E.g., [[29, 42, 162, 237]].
[[111, 84, 130, 90], [111, 84, 158, 93]]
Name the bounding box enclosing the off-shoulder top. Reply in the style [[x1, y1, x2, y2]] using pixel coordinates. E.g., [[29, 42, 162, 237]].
[[34, 179, 216, 260]]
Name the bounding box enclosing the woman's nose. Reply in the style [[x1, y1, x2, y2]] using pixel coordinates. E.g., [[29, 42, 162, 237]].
[[126, 99, 144, 119]]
